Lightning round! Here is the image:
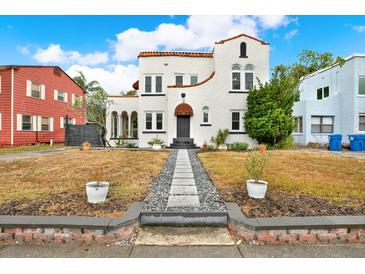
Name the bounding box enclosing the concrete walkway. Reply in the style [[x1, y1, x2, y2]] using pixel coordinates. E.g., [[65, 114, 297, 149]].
[[167, 149, 200, 208], [1, 243, 364, 258]]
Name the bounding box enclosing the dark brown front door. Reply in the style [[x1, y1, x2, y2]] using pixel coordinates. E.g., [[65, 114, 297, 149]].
[[177, 115, 190, 138]]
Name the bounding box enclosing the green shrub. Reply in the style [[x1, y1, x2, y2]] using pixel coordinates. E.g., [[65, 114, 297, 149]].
[[274, 135, 294, 149], [207, 145, 217, 151], [210, 129, 229, 148], [148, 138, 165, 147], [228, 142, 249, 151], [115, 138, 136, 148], [245, 151, 269, 182]]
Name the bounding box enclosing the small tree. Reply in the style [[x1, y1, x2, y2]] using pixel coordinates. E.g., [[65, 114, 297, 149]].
[[210, 129, 229, 148]]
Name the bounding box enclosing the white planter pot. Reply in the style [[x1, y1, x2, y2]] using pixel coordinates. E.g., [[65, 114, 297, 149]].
[[218, 144, 227, 151], [152, 144, 162, 150], [246, 179, 268, 199], [86, 182, 109, 203]]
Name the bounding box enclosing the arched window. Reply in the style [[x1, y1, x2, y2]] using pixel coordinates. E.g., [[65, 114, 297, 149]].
[[244, 64, 254, 71], [202, 106, 209, 124], [240, 42, 247, 58], [232, 64, 241, 71], [232, 65, 241, 90], [111, 111, 118, 138]]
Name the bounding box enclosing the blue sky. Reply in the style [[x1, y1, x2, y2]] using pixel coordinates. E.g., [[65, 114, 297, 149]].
[[0, 15, 364, 94]]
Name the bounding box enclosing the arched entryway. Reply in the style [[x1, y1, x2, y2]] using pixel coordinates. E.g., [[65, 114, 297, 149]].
[[175, 103, 193, 138]]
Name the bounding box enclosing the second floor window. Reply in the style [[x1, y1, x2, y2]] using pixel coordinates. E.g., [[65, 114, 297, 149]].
[[359, 76, 365, 95], [175, 75, 183, 86], [145, 76, 152, 93], [232, 72, 241, 90], [31, 82, 41, 99], [190, 75, 198, 85], [245, 73, 254, 90], [317, 86, 329, 100], [156, 76, 162, 93]]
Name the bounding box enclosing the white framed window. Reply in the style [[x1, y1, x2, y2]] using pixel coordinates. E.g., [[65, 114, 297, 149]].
[[245, 72, 254, 90], [17, 115, 33, 131], [359, 76, 365, 95], [60, 117, 74, 128], [311, 116, 334, 133], [26, 80, 45, 99], [293, 116, 303, 134], [156, 112, 163, 130], [41, 117, 50, 131], [202, 106, 209, 124], [231, 110, 244, 131], [359, 114, 365, 132], [145, 112, 164, 131], [231, 64, 254, 91], [145, 76, 152, 93], [144, 75, 163, 93], [190, 75, 198, 85], [175, 75, 183, 86], [316, 86, 329, 100], [54, 90, 68, 102]]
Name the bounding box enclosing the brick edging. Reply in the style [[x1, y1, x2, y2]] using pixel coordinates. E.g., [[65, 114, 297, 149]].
[[0, 202, 144, 244], [226, 203, 365, 244]]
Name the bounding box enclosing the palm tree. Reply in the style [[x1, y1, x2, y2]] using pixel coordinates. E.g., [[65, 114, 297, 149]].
[[73, 71, 102, 94]]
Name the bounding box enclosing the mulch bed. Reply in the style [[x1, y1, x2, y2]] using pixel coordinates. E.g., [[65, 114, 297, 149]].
[[220, 188, 365, 218], [0, 192, 133, 218]]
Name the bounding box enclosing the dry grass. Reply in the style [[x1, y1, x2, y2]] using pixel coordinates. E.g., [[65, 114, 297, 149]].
[[0, 150, 169, 216], [0, 144, 64, 155], [199, 150, 365, 205]]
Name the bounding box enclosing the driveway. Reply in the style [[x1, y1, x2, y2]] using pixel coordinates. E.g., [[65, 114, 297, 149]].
[[0, 243, 364, 258], [0, 148, 74, 162]]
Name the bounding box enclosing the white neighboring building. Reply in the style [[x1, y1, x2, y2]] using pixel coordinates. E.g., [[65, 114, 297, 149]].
[[293, 54, 365, 145], [106, 33, 270, 148]]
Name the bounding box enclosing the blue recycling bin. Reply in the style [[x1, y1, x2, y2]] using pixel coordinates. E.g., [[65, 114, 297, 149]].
[[328, 134, 342, 151], [348, 134, 364, 151]]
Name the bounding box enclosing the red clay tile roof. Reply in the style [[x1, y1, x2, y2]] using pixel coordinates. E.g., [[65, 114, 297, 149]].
[[175, 103, 193, 116], [132, 80, 139, 90], [168, 71, 215, 88], [108, 95, 139, 98], [138, 51, 213, 58], [215, 33, 269, 45]]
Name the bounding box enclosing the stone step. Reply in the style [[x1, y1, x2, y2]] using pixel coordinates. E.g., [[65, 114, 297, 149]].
[[140, 211, 228, 226]]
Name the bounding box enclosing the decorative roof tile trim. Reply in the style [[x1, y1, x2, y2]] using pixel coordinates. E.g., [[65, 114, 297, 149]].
[[138, 51, 213, 58], [132, 80, 139, 90], [167, 71, 215, 88], [175, 103, 193, 116], [215, 33, 269, 45]]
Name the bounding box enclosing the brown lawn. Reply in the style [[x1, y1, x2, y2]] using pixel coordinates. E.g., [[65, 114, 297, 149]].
[[0, 150, 169, 217], [199, 150, 365, 217]]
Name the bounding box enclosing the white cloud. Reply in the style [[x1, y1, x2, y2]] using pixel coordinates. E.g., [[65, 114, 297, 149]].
[[284, 29, 298, 40], [353, 25, 365, 32], [17, 45, 31, 55], [256, 15, 291, 29], [113, 15, 265, 62], [66, 64, 138, 95], [33, 44, 108, 66]]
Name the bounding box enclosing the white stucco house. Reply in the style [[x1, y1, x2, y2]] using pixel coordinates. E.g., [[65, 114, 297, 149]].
[[293, 54, 365, 145], [106, 33, 270, 148]]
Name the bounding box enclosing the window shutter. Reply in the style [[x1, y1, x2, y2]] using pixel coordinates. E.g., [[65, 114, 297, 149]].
[[32, 116, 37, 131], [49, 117, 54, 132], [60, 117, 64, 129], [17, 114, 22, 131], [37, 116, 42, 131], [41, 85, 46, 100], [72, 118, 76, 125], [26, 80, 32, 97], [64, 93, 68, 103], [54, 90, 58, 100], [71, 94, 75, 105]]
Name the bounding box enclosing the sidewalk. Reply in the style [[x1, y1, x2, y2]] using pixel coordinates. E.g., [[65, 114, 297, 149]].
[[0, 148, 73, 162], [1, 243, 364, 258]]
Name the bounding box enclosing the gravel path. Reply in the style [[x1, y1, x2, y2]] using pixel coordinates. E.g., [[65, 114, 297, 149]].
[[142, 149, 226, 213]]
